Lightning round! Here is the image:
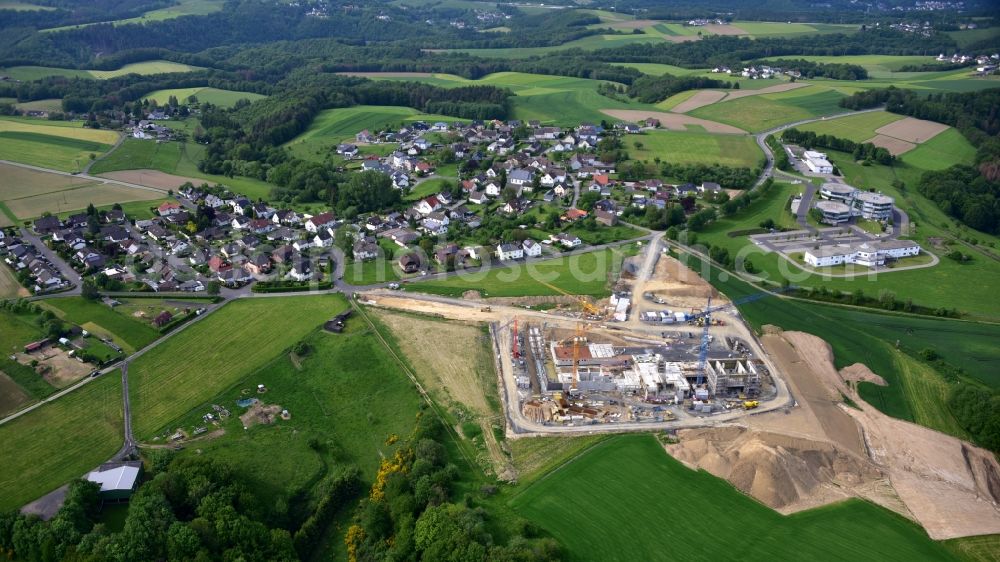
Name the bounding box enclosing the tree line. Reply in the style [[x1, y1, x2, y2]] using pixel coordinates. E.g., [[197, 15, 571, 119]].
[[621, 73, 733, 104], [839, 87, 1000, 233], [748, 58, 868, 80], [782, 128, 895, 165]]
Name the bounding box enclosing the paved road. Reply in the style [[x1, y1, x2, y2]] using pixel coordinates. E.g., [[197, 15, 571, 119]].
[[0, 159, 169, 197], [751, 107, 886, 190], [18, 227, 81, 296]]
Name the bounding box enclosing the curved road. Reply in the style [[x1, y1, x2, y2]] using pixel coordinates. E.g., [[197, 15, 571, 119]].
[[751, 107, 886, 190]]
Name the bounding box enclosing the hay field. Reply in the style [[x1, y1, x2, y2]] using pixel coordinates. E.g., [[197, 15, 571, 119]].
[[626, 130, 762, 168], [6, 183, 162, 219], [873, 117, 950, 144], [0, 162, 91, 199]]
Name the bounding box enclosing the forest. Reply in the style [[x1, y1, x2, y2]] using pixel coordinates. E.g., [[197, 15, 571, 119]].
[[748, 58, 868, 81], [839, 87, 1000, 233], [622, 74, 733, 104]]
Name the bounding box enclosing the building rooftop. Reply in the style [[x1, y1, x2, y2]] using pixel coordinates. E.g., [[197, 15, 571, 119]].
[[87, 462, 141, 492]]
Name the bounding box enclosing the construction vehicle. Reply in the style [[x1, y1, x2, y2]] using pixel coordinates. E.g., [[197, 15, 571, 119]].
[[480, 306, 492, 312], [537, 280, 604, 318], [743, 400, 760, 410]]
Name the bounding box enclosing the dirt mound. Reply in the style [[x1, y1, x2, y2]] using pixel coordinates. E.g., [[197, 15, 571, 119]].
[[668, 427, 882, 511], [840, 363, 887, 386], [240, 403, 283, 429], [640, 254, 725, 309]]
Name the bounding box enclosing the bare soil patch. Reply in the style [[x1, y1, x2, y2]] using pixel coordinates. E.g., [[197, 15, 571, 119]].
[[640, 254, 728, 310], [336, 71, 436, 78], [863, 134, 916, 156], [671, 90, 728, 113], [839, 363, 886, 386], [16, 346, 91, 388], [239, 402, 283, 429], [600, 109, 746, 133], [0, 371, 31, 417], [702, 23, 747, 35], [874, 117, 949, 144], [98, 169, 201, 191], [722, 81, 809, 101], [667, 427, 884, 513]]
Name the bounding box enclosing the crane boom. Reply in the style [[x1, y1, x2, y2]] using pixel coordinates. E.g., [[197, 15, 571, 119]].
[[537, 280, 603, 317], [696, 295, 711, 386]]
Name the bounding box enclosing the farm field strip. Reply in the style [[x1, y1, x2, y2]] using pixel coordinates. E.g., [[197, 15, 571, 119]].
[[0, 61, 203, 81], [129, 296, 345, 438], [0, 374, 122, 511], [5, 183, 163, 219], [142, 86, 266, 108]]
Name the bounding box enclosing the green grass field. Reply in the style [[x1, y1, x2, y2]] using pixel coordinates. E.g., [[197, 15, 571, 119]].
[[89, 138, 185, 175], [900, 128, 977, 170], [0, 61, 203, 81], [511, 434, 958, 562], [796, 110, 905, 142], [284, 105, 466, 163], [0, 1, 53, 10], [354, 72, 667, 125], [90, 136, 280, 202], [129, 295, 345, 438], [0, 118, 118, 171], [41, 297, 161, 354], [142, 86, 265, 108], [13, 98, 63, 113], [626, 130, 763, 168], [168, 316, 423, 498], [42, 0, 223, 31], [409, 246, 632, 298], [0, 374, 122, 511], [690, 86, 848, 132]]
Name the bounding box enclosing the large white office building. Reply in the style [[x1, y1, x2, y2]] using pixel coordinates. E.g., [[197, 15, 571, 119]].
[[804, 240, 921, 268], [817, 183, 894, 222], [803, 150, 834, 174]]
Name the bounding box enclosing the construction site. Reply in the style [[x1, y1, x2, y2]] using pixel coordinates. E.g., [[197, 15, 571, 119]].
[[364, 237, 792, 435]]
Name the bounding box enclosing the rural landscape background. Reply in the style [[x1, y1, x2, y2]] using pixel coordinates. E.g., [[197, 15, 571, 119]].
[[1, 0, 1000, 560]]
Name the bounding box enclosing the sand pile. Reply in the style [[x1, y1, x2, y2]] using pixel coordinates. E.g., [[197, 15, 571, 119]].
[[839, 363, 887, 386], [668, 427, 881, 511]]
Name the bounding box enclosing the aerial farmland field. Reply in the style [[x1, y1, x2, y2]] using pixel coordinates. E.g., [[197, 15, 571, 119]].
[[142, 86, 266, 108], [511, 434, 959, 562], [0, 374, 122, 511], [625, 129, 763, 168], [128, 295, 346, 438], [0, 117, 118, 171], [0, 60, 203, 81]]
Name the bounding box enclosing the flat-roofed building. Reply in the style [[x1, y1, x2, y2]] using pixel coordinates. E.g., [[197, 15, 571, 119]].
[[815, 200, 853, 224], [819, 182, 857, 203], [854, 191, 894, 221], [804, 240, 920, 268], [803, 150, 834, 174]]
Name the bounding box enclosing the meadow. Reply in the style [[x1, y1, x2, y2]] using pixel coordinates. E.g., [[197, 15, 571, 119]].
[[690, 86, 848, 132], [6, 182, 163, 219], [128, 295, 345, 438], [626, 129, 763, 168], [409, 246, 632, 298], [511, 434, 959, 562], [796, 110, 906, 142], [142, 86, 266, 108], [0, 117, 118, 171], [0, 374, 122, 511], [42, 0, 224, 32], [0, 60, 203, 81], [284, 105, 466, 162], [352, 72, 668, 125], [169, 317, 423, 500], [91, 136, 279, 201], [41, 297, 161, 354]]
